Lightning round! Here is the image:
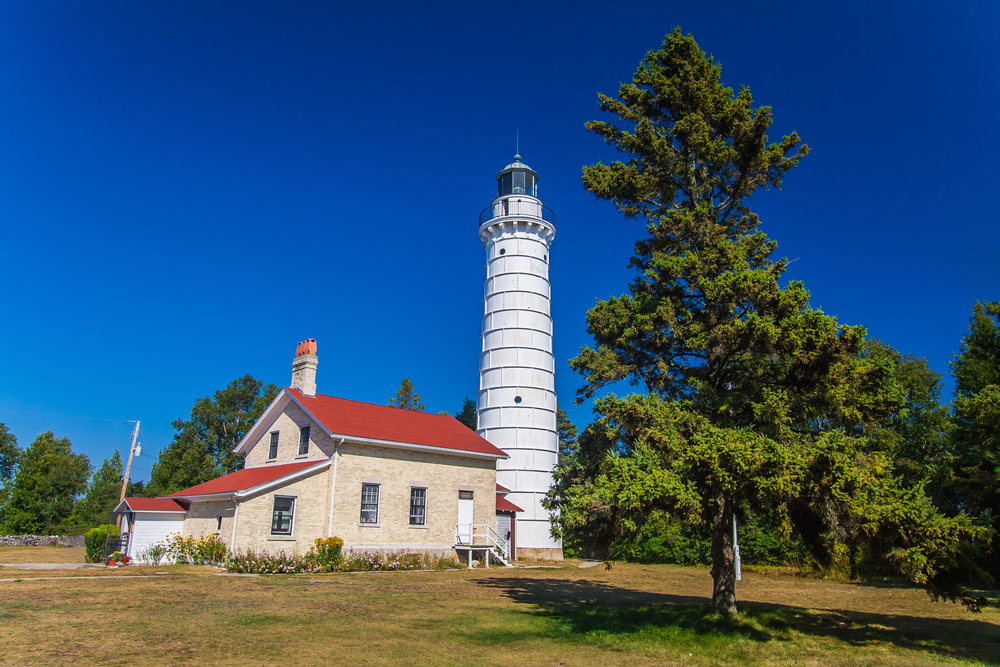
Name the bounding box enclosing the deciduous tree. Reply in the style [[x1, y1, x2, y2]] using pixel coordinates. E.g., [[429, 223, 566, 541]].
[[147, 375, 278, 496], [3, 431, 91, 534], [0, 423, 20, 527], [70, 449, 125, 530]]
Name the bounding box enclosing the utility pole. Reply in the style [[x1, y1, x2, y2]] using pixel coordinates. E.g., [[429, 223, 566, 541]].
[[119, 420, 140, 504]]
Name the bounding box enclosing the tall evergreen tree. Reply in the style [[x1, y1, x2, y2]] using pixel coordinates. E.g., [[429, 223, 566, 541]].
[[147, 375, 278, 496], [555, 28, 985, 613], [3, 431, 90, 534], [556, 408, 579, 460], [945, 301, 1000, 576], [454, 397, 477, 430], [389, 378, 424, 411]]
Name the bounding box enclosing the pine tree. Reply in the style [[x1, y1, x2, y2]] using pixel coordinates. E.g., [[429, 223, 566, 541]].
[[557, 28, 986, 613], [454, 397, 477, 430], [389, 378, 424, 411]]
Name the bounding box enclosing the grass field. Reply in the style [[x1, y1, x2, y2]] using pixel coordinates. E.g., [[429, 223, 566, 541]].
[[0, 545, 86, 563], [0, 555, 997, 666]]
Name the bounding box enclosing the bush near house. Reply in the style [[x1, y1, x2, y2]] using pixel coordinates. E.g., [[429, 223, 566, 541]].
[[307, 537, 344, 570], [83, 525, 118, 563], [164, 532, 228, 564]]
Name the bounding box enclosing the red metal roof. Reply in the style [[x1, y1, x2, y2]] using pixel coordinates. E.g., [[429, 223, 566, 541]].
[[496, 483, 510, 493], [287, 388, 507, 458], [167, 460, 323, 497], [124, 498, 186, 512], [495, 493, 523, 512]]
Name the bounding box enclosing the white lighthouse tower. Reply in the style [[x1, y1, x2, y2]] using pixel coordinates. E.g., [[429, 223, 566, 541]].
[[477, 154, 562, 560]]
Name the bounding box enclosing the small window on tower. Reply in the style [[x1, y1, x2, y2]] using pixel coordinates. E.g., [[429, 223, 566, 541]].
[[514, 396, 522, 404], [499, 248, 506, 255]]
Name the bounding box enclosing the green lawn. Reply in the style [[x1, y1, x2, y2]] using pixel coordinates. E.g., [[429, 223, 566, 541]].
[[0, 559, 997, 666]]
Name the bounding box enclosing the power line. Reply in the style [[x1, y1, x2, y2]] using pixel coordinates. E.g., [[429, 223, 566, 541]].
[[0, 408, 128, 422]]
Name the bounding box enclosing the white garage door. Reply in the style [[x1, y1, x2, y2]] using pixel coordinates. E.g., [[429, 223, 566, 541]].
[[128, 513, 186, 562]]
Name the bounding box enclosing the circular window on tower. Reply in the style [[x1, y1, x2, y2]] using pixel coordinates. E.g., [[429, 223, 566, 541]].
[[499, 248, 506, 255], [514, 395, 522, 404]]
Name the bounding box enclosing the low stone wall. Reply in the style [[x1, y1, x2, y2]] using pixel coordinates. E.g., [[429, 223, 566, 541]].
[[0, 535, 86, 548]]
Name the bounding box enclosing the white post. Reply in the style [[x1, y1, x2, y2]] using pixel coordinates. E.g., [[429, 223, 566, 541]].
[[327, 439, 342, 537], [733, 513, 742, 582]]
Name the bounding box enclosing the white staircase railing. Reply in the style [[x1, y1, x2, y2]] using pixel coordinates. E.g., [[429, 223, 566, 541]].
[[454, 524, 511, 567]]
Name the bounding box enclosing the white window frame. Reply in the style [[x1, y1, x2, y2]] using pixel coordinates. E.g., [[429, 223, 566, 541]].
[[270, 496, 296, 536], [409, 487, 426, 526], [298, 425, 310, 456], [360, 483, 380, 524]]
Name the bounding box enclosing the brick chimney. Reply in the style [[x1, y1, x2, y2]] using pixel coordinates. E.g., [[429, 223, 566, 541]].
[[290, 338, 318, 397]]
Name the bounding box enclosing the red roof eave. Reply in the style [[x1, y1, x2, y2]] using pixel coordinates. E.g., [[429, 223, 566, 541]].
[[496, 494, 523, 513], [167, 459, 324, 498], [119, 497, 186, 512]]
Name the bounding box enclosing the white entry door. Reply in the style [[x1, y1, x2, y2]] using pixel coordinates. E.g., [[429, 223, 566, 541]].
[[457, 490, 474, 543]]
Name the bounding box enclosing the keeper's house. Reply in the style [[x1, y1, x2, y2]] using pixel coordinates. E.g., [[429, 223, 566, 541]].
[[115, 340, 521, 563]]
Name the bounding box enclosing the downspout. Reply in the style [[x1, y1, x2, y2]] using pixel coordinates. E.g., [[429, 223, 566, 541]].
[[327, 438, 343, 537], [229, 495, 240, 550]]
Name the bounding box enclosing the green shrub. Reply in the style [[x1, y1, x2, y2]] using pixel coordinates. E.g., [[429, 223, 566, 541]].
[[307, 537, 344, 571], [164, 532, 228, 565], [83, 525, 118, 563], [137, 542, 168, 565]]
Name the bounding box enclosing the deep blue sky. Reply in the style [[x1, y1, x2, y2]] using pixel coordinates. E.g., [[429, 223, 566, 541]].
[[1, 1, 997, 482]]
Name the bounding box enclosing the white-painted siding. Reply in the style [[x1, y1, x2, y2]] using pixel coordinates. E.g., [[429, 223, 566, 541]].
[[127, 513, 186, 562]]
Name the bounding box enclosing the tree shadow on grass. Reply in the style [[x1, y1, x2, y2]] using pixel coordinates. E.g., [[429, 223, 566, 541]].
[[473, 576, 1000, 664]]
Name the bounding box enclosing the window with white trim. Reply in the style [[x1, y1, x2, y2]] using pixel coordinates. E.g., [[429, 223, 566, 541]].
[[270, 496, 295, 535], [268, 432, 279, 459], [298, 425, 310, 456], [409, 488, 426, 525], [360, 484, 379, 524]]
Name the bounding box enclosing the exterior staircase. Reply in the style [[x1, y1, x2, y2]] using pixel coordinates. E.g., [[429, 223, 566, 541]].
[[454, 524, 512, 567]]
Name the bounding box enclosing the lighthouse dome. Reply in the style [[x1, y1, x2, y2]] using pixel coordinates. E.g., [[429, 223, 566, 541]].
[[495, 154, 540, 199]]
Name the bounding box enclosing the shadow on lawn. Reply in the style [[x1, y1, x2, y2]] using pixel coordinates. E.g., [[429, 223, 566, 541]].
[[474, 576, 1000, 664]]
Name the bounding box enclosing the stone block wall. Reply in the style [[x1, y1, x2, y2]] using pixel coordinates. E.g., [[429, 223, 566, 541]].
[[0, 535, 86, 547]]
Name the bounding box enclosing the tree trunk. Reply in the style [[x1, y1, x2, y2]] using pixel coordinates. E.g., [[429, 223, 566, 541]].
[[848, 540, 859, 580], [710, 496, 738, 615]]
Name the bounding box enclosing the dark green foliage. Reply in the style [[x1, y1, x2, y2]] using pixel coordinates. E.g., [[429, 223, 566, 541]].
[[610, 511, 711, 565], [945, 301, 1000, 579], [2, 431, 91, 535], [84, 524, 118, 563], [454, 397, 477, 430], [553, 29, 987, 613], [0, 423, 20, 526], [147, 375, 278, 496], [556, 409, 579, 459], [388, 378, 424, 411], [70, 449, 125, 532]]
